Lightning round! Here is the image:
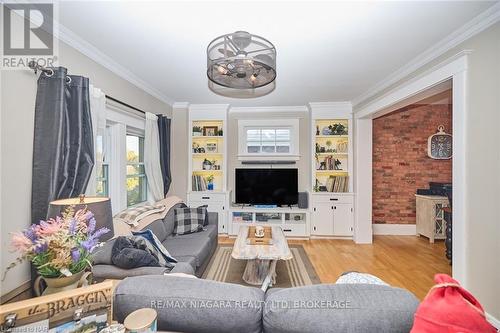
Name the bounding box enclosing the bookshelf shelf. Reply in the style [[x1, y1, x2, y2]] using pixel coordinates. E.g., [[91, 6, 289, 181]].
[[187, 105, 230, 234]]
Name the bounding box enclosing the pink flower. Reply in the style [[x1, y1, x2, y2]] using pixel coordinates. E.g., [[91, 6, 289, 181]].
[[11, 232, 33, 253], [37, 218, 62, 236]]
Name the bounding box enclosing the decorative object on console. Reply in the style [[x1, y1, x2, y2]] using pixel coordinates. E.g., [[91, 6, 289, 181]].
[[207, 31, 276, 89], [206, 175, 215, 191], [5, 205, 109, 295], [206, 141, 218, 153], [203, 126, 218, 136], [192, 126, 202, 136], [427, 125, 452, 159]]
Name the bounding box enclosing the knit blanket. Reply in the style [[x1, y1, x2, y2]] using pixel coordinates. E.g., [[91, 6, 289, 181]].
[[113, 196, 183, 237]]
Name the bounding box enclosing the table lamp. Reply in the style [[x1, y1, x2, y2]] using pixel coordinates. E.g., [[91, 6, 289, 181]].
[[47, 195, 114, 241]]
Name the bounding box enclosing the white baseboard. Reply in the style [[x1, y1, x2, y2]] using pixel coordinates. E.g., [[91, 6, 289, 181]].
[[486, 312, 500, 329], [373, 224, 417, 235]]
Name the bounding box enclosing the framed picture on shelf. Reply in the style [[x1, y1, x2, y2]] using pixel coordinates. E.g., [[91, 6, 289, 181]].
[[203, 126, 218, 136], [206, 141, 218, 153]]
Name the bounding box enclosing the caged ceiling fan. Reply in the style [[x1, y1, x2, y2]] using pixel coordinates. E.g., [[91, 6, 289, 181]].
[[207, 31, 276, 89]]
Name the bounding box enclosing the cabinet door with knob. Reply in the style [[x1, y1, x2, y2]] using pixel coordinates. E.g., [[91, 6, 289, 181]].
[[311, 202, 334, 235], [332, 204, 353, 236]]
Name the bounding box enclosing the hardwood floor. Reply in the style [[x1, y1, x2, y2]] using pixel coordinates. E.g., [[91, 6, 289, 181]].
[[219, 235, 451, 299]]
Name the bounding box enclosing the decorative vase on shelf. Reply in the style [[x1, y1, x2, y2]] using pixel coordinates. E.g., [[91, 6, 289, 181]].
[[207, 182, 214, 191], [34, 270, 91, 296]]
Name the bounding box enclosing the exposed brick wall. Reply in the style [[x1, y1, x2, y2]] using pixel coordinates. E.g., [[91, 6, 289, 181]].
[[373, 103, 452, 225]]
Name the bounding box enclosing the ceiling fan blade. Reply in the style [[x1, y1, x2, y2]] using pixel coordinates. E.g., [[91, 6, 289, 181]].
[[218, 48, 235, 57]]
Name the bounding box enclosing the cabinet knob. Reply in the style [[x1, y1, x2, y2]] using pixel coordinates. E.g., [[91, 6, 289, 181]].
[[330, 198, 339, 201]]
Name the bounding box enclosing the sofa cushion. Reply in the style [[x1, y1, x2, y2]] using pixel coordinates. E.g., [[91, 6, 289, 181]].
[[145, 219, 168, 242], [163, 203, 187, 236], [169, 262, 195, 275], [162, 235, 212, 268], [169, 224, 217, 241], [92, 264, 168, 280], [114, 275, 264, 333], [263, 283, 419, 333], [172, 255, 197, 269]]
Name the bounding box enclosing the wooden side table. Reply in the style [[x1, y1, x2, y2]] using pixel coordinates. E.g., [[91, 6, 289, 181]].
[[415, 194, 449, 243]]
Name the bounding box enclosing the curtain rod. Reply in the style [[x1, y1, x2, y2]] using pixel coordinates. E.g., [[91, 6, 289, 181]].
[[105, 95, 146, 115], [27, 62, 151, 117]]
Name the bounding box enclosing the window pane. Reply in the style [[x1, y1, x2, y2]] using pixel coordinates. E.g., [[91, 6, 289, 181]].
[[262, 143, 275, 153], [126, 135, 144, 162], [127, 176, 147, 206], [246, 129, 261, 142], [126, 164, 145, 176], [276, 129, 290, 142], [261, 129, 275, 141], [276, 143, 290, 153], [247, 145, 260, 153], [96, 135, 104, 162], [127, 134, 146, 206]]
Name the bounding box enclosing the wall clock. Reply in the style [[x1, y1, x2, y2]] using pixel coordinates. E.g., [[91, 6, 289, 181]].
[[428, 125, 452, 159]]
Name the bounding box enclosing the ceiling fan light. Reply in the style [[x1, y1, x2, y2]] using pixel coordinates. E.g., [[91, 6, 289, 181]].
[[207, 31, 276, 90]]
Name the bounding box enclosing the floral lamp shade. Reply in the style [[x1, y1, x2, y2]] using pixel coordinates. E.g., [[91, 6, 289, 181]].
[[47, 195, 113, 241]]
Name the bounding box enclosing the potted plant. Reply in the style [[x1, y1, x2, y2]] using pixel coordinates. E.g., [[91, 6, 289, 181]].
[[206, 175, 215, 191], [4, 207, 109, 296], [192, 126, 202, 136], [326, 140, 332, 152]]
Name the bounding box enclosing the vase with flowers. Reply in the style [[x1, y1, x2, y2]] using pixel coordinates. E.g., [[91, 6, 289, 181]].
[[4, 206, 109, 295]]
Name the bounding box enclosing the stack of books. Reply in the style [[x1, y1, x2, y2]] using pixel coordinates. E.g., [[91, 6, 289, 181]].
[[326, 175, 349, 192], [192, 175, 208, 191]]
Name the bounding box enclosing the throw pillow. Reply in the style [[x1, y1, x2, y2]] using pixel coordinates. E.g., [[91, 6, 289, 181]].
[[174, 207, 205, 235], [132, 229, 177, 264], [198, 205, 209, 226]]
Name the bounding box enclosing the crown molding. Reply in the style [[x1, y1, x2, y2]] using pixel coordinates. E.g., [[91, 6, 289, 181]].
[[172, 102, 190, 109], [352, 2, 500, 107], [189, 103, 230, 112], [56, 22, 175, 106], [229, 105, 309, 114]]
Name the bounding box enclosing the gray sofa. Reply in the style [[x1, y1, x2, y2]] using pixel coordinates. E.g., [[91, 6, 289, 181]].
[[92, 204, 218, 280], [114, 275, 420, 333]]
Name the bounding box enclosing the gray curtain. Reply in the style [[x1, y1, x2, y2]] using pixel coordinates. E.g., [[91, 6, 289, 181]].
[[157, 115, 171, 196], [31, 67, 94, 224]]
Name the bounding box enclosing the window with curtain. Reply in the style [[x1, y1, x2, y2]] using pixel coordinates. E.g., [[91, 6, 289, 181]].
[[126, 134, 147, 206]]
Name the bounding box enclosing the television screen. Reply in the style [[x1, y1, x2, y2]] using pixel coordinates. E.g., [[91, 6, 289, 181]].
[[235, 168, 298, 206]]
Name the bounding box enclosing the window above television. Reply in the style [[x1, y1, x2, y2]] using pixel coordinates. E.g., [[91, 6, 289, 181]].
[[238, 119, 300, 161]]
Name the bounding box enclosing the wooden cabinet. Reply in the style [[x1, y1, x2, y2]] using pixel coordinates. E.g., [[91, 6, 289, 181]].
[[415, 194, 449, 243], [311, 194, 353, 237]]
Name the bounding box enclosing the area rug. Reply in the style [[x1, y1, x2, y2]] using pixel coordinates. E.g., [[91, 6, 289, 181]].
[[202, 244, 321, 288]]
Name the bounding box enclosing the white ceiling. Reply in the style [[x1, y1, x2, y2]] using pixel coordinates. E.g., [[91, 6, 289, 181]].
[[58, 1, 497, 106]]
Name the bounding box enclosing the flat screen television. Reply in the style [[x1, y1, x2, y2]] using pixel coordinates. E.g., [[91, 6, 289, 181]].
[[235, 168, 298, 206]]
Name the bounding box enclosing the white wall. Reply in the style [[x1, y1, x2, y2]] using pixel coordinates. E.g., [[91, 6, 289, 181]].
[[354, 22, 500, 319], [0, 40, 172, 297]]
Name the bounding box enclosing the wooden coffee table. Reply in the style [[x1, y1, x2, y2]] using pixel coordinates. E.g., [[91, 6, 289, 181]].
[[231, 226, 292, 291]]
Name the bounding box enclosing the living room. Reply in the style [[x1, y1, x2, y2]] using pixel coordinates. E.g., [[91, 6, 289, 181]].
[[1, 1, 499, 332]]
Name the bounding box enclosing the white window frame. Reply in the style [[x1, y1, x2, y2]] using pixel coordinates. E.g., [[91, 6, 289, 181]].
[[238, 119, 300, 161], [105, 100, 150, 214], [125, 133, 148, 207]]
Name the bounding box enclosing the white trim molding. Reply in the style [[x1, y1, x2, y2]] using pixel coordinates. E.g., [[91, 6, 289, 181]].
[[354, 52, 469, 286], [373, 224, 417, 236], [230, 105, 309, 115], [353, 2, 500, 107]]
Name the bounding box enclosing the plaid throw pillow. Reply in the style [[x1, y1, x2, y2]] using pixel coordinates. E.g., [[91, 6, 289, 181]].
[[174, 207, 205, 235]]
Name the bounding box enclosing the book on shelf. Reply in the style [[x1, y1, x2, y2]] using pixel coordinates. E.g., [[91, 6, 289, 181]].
[[192, 174, 208, 191], [325, 175, 349, 192]]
